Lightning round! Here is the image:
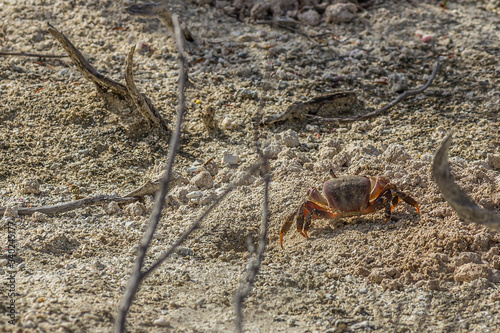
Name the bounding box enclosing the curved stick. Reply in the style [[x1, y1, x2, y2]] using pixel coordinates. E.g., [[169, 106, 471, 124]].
[[306, 62, 440, 123], [432, 133, 500, 230]]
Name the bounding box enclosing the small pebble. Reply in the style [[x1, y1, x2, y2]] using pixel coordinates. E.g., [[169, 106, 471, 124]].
[[186, 191, 203, 199], [222, 151, 240, 165], [422, 35, 432, 43], [191, 171, 214, 189], [19, 179, 41, 195], [175, 247, 195, 257], [221, 117, 239, 130], [263, 142, 282, 159], [486, 154, 500, 170], [153, 318, 171, 328], [235, 88, 258, 100], [3, 207, 18, 218], [104, 201, 121, 215], [217, 169, 235, 183], [124, 202, 146, 217], [298, 9, 320, 26], [31, 212, 48, 222], [171, 186, 189, 203], [388, 73, 408, 93], [325, 3, 357, 24], [381, 144, 411, 163], [22, 320, 37, 329], [280, 129, 300, 148], [230, 171, 255, 186], [305, 125, 320, 132]]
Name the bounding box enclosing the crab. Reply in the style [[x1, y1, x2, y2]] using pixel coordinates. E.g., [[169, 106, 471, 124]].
[[280, 170, 420, 248]]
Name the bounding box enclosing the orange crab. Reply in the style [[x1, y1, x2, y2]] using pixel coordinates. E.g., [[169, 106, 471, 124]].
[[280, 170, 420, 248]]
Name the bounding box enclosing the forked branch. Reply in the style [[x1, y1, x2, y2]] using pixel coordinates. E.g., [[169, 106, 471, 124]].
[[47, 23, 168, 136]]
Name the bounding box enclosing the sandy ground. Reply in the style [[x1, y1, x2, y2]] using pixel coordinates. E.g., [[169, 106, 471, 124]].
[[1, 0, 499, 332]]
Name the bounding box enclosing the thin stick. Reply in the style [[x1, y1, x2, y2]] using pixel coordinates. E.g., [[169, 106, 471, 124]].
[[254, 19, 318, 45], [0, 51, 68, 58], [432, 133, 500, 230], [305, 62, 441, 123], [47, 23, 126, 95], [234, 62, 272, 333], [0, 195, 137, 216], [114, 15, 188, 333], [234, 171, 270, 333], [142, 161, 264, 278]]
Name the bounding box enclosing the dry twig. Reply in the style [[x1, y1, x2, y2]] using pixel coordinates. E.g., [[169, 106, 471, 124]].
[[142, 161, 265, 278], [124, 45, 164, 129], [432, 133, 500, 230], [305, 62, 441, 123], [234, 63, 272, 333], [126, 3, 195, 43], [114, 15, 188, 332], [47, 23, 168, 136], [0, 51, 68, 58], [0, 195, 137, 216], [114, 15, 250, 332], [234, 173, 270, 333]]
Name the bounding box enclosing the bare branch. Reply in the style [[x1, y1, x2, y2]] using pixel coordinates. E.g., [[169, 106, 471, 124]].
[[305, 62, 441, 124], [47, 23, 126, 95], [114, 15, 188, 333], [234, 62, 273, 333], [234, 171, 270, 333], [0, 51, 68, 58], [432, 133, 500, 230], [0, 195, 137, 216], [142, 161, 264, 278]]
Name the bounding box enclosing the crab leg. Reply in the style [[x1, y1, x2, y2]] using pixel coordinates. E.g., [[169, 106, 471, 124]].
[[280, 200, 334, 248], [359, 190, 393, 224], [296, 201, 328, 237], [392, 190, 420, 214], [303, 208, 340, 237], [279, 212, 296, 249]]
